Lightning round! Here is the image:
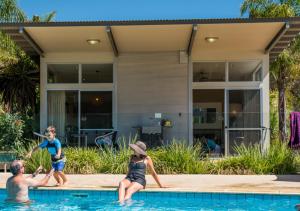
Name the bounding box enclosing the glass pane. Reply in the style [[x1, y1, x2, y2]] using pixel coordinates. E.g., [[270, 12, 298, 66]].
[[80, 91, 112, 129], [193, 62, 225, 82], [229, 61, 262, 81], [47, 91, 78, 143], [229, 90, 260, 128], [82, 64, 113, 83], [48, 64, 79, 83], [228, 130, 261, 155]]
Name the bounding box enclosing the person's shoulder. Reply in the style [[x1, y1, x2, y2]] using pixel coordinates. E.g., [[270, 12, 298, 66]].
[[54, 138, 61, 143]]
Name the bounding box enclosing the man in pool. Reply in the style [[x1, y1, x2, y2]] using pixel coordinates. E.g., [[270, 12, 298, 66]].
[[6, 160, 54, 203], [27, 126, 67, 186]]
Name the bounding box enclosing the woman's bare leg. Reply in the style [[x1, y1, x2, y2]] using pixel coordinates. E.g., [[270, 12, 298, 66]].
[[118, 179, 131, 202], [124, 182, 143, 201]]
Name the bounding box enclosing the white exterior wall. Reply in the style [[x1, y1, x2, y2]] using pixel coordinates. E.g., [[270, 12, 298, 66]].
[[40, 50, 270, 148], [116, 52, 189, 142]]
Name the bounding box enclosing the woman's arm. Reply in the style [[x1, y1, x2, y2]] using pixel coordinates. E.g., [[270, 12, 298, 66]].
[[146, 156, 164, 188]]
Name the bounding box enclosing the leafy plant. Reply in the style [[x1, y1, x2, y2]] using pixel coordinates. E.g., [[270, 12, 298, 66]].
[[64, 147, 102, 174], [0, 112, 24, 151]]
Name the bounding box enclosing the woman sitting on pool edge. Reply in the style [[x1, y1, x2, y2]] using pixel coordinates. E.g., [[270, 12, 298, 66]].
[[118, 141, 164, 202]]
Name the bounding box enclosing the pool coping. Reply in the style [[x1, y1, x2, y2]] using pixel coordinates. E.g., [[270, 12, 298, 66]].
[[2, 173, 300, 196]]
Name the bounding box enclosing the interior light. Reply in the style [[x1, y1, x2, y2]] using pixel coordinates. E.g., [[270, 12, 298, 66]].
[[87, 39, 101, 45], [205, 37, 219, 43]]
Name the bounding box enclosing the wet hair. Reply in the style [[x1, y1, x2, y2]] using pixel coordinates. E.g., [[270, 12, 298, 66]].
[[10, 160, 23, 176]]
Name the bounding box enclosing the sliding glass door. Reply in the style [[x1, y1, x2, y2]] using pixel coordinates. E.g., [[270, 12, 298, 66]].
[[80, 91, 113, 129], [47, 90, 113, 145], [225, 89, 262, 155]]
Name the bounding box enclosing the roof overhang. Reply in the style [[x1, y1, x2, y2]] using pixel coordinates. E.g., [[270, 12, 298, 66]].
[[1, 17, 300, 62]]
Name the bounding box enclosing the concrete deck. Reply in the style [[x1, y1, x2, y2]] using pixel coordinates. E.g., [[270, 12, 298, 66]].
[[0, 173, 300, 194]]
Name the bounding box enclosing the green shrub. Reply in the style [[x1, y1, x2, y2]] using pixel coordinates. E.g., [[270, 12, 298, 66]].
[[0, 112, 24, 151], [64, 147, 102, 174], [266, 140, 296, 174], [21, 137, 298, 175], [99, 137, 132, 174], [148, 141, 209, 174], [25, 149, 52, 173], [213, 140, 296, 175]]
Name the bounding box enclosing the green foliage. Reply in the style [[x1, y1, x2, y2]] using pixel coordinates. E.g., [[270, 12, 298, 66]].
[[240, 0, 300, 18], [0, 112, 24, 151], [22, 137, 297, 175], [99, 137, 133, 174], [0, 0, 26, 22], [212, 140, 296, 174], [148, 141, 209, 174], [64, 148, 102, 174], [25, 149, 51, 174]]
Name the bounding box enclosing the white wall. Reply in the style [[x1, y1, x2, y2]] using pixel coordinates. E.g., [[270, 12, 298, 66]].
[[116, 52, 189, 142]]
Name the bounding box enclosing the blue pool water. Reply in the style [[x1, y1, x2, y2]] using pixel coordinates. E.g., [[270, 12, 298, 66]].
[[0, 189, 299, 210]]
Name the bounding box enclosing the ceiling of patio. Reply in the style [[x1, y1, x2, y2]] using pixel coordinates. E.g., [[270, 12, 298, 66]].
[[192, 22, 284, 58], [0, 19, 297, 62], [111, 25, 192, 52], [25, 26, 112, 53]]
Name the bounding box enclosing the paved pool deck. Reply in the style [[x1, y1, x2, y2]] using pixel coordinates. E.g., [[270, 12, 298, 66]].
[[0, 173, 299, 194]]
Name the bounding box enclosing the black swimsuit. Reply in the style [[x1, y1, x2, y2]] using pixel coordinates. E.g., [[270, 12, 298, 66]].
[[125, 157, 146, 187]]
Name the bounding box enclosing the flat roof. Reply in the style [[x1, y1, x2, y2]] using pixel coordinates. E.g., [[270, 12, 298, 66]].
[[1, 17, 300, 61]]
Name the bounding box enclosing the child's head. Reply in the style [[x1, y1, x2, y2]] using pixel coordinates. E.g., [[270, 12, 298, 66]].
[[46, 125, 56, 140]]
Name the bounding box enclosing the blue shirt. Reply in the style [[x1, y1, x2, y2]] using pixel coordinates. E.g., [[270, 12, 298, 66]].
[[39, 138, 61, 156], [207, 139, 217, 150]]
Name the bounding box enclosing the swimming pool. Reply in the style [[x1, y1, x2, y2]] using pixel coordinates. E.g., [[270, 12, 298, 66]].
[[0, 189, 299, 210]]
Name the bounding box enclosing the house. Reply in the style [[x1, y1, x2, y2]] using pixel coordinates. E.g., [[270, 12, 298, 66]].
[[1, 17, 300, 155]]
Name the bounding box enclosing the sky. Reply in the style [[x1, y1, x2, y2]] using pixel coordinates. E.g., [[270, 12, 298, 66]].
[[18, 0, 247, 21]]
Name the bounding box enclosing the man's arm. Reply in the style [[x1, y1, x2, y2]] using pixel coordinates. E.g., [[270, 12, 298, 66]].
[[26, 169, 54, 187], [26, 166, 43, 179]]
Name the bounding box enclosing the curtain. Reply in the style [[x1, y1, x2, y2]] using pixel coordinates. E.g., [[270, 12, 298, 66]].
[[47, 91, 66, 138]]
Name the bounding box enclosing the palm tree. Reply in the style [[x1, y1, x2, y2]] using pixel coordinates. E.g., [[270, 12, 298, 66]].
[[241, 0, 300, 141], [0, 0, 25, 22], [32, 11, 56, 22], [0, 0, 56, 112]]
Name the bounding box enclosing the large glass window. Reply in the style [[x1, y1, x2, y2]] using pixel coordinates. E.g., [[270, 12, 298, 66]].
[[193, 62, 225, 82], [229, 61, 262, 81], [47, 64, 79, 83], [228, 130, 261, 154], [47, 91, 78, 141], [80, 91, 112, 129], [82, 64, 113, 83], [228, 90, 260, 128]]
